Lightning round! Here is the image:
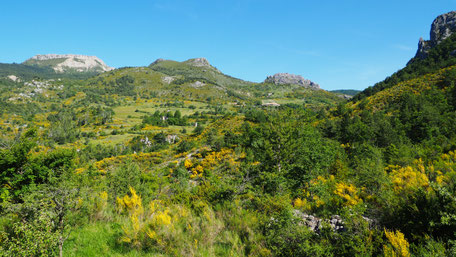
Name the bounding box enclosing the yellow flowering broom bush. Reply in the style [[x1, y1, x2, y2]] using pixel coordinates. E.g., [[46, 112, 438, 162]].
[[383, 229, 410, 257], [293, 175, 364, 215], [115, 186, 247, 256]]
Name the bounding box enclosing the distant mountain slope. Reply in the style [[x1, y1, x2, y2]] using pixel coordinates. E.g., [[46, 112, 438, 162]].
[[353, 11, 456, 101], [0, 54, 114, 81], [330, 89, 360, 96], [0, 63, 55, 80], [0, 63, 98, 80], [23, 54, 113, 73]]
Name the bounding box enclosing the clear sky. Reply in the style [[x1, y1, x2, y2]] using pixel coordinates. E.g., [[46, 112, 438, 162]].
[[0, 0, 455, 90]]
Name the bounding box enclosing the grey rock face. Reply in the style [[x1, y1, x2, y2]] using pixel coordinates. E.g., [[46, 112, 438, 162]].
[[415, 11, 456, 59], [431, 11, 456, 43], [265, 73, 320, 89]]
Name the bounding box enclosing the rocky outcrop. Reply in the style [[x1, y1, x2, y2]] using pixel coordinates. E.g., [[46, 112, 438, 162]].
[[415, 37, 432, 59], [162, 76, 175, 84], [265, 73, 320, 89], [165, 135, 179, 144], [415, 11, 456, 59], [292, 210, 345, 233], [292, 210, 377, 233], [262, 102, 280, 107], [23, 54, 114, 73], [189, 81, 205, 88], [7, 75, 20, 82], [151, 58, 167, 66], [184, 57, 211, 67], [431, 11, 456, 44]]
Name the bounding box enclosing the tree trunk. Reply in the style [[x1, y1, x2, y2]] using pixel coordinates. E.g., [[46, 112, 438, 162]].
[[59, 237, 63, 257]]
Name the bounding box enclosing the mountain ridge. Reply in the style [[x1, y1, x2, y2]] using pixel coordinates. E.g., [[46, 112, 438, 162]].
[[1, 55, 354, 93], [23, 54, 114, 73]]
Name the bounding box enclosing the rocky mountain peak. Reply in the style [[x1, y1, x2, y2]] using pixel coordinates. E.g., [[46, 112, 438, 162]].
[[415, 11, 456, 59], [150, 58, 166, 66], [264, 73, 320, 89], [184, 58, 211, 67], [23, 54, 114, 73]]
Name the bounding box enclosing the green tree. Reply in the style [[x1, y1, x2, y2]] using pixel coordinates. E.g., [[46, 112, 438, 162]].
[[243, 110, 338, 193]]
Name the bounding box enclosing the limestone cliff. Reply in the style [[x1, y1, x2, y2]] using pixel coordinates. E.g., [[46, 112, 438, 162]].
[[23, 54, 114, 73], [415, 11, 456, 59]]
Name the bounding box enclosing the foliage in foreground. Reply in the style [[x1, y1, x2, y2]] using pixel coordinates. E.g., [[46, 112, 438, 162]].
[[2, 53, 456, 256]]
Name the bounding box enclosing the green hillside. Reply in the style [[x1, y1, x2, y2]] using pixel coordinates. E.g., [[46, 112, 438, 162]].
[[23, 57, 68, 67], [88, 66, 241, 102], [0, 62, 99, 80]]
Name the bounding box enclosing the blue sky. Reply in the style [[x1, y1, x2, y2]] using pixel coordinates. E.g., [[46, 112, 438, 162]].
[[0, 0, 455, 90]]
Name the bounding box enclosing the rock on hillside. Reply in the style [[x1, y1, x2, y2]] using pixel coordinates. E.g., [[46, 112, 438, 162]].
[[265, 73, 320, 89], [183, 58, 211, 67], [23, 54, 114, 73], [415, 11, 456, 59]]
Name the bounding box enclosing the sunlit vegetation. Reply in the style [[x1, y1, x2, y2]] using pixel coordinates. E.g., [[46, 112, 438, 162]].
[[3, 34, 456, 256]]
